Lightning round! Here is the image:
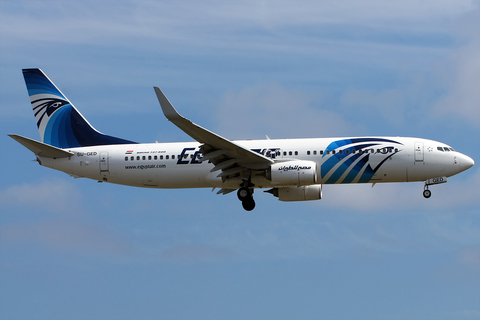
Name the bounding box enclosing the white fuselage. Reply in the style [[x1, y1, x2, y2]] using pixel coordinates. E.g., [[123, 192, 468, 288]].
[[38, 136, 473, 190]]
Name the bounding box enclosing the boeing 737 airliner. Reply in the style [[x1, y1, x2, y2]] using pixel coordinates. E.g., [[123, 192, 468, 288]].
[[10, 69, 475, 210]]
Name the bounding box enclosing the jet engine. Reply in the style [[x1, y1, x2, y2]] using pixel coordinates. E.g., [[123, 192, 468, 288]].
[[266, 185, 323, 201], [267, 160, 317, 185]]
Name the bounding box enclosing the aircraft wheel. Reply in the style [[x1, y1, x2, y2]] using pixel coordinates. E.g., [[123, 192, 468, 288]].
[[423, 189, 432, 198], [237, 187, 250, 201], [242, 197, 256, 211]]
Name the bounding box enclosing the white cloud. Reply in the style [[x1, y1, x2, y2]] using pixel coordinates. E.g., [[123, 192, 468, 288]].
[[214, 83, 364, 139], [0, 179, 82, 214], [433, 36, 480, 127], [458, 246, 480, 268], [340, 88, 410, 128], [0, 220, 132, 256], [1, 0, 477, 47]]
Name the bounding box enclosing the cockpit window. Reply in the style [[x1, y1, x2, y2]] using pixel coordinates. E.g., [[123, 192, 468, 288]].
[[444, 147, 450, 152], [437, 147, 444, 152], [449, 147, 455, 151]]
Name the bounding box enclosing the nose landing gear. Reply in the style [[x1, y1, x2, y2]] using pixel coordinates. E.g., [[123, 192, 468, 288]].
[[423, 176, 447, 199], [423, 186, 432, 198]]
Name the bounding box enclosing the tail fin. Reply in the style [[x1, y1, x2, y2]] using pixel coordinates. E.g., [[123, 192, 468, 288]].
[[22, 68, 136, 148]]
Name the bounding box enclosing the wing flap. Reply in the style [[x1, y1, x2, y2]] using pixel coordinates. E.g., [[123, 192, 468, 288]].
[[216, 188, 237, 195]]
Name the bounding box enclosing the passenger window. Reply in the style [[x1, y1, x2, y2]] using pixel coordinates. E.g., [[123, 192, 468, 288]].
[[371, 149, 374, 153], [307, 151, 310, 155], [395, 148, 398, 152], [172, 155, 175, 159], [332, 150, 336, 155], [339, 150, 343, 154], [283, 151, 287, 156], [131, 156, 134, 161], [345, 150, 350, 154], [125, 157, 128, 161], [148, 155, 152, 160], [352, 150, 356, 154], [160, 155, 164, 160], [313, 151, 317, 155], [289, 151, 292, 156], [326, 150, 330, 155], [154, 155, 158, 160], [136, 156, 140, 160], [142, 156, 146, 160], [295, 151, 298, 156], [320, 150, 324, 155], [166, 155, 169, 159]]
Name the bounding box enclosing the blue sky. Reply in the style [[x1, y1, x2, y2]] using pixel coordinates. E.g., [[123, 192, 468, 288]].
[[1, 1, 479, 319]]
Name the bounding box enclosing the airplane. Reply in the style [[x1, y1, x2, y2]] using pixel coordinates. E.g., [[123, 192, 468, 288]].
[[9, 68, 475, 211]]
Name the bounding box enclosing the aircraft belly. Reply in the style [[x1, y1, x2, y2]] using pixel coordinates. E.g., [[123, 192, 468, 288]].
[[153, 166, 210, 188]]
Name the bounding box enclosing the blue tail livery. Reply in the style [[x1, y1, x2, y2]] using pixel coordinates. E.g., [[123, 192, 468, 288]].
[[22, 68, 136, 148]]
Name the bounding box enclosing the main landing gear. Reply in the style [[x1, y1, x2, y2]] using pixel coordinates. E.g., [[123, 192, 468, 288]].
[[237, 187, 255, 211]]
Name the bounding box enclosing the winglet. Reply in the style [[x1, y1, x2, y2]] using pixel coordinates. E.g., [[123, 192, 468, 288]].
[[154, 87, 183, 122], [153, 86, 207, 143]]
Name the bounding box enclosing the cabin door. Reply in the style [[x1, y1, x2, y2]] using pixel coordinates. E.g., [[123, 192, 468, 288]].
[[100, 152, 109, 172], [414, 143, 424, 162]]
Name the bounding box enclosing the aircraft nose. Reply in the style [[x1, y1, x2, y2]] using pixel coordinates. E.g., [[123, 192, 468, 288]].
[[459, 154, 475, 170]]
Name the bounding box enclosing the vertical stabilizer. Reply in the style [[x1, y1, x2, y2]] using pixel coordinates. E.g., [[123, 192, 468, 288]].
[[22, 69, 136, 148]]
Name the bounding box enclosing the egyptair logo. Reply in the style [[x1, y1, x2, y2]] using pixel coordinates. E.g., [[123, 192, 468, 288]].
[[32, 97, 70, 128]]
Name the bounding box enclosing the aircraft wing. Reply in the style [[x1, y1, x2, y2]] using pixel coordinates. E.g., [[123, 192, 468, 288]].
[[154, 87, 273, 171]]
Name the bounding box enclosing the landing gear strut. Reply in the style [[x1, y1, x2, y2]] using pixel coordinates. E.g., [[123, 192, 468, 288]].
[[237, 182, 255, 211]]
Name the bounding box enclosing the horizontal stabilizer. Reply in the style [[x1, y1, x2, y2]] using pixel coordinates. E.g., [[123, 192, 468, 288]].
[[9, 134, 74, 158]]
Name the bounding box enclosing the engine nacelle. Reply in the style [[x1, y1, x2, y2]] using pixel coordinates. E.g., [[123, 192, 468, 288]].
[[268, 160, 317, 186], [267, 185, 323, 201]]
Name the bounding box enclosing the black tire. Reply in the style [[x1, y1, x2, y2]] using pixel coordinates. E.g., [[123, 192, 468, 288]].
[[237, 187, 250, 201], [423, 189, 432, 198], [242, 197, 256, 211]]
